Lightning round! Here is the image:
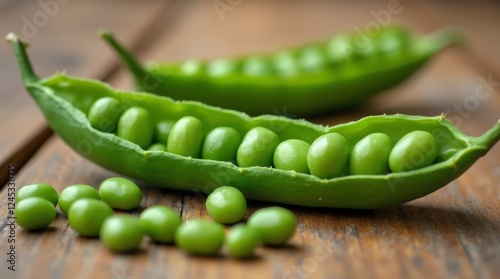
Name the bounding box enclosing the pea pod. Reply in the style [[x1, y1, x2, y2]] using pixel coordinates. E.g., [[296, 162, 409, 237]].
[[101, 26, 462, 116], [8, 33, 499, 209]]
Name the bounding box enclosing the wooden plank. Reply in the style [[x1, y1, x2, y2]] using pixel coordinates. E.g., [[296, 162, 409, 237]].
[[0, 0, 172, 185], [1, 0, 499, 278]]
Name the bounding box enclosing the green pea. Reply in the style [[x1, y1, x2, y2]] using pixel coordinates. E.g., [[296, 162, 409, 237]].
[[138, 205, 181, 243], [16, 183, 58, 207], [237, 127, 280, 168], [247, 206, 296, 246], [167, 116, 204, 158], [67, 198, 113, 237], [58, 184, 100, 215], [206, 58, 238, 77], [117, 107, 153, 149], [202, 127, 242, 162], [273, 50, 299, 76], [147, 143, 167, 152], [242, 56, 273, 76], [99, 177, 142, 210], [307, 133, 350, 178], [327, 35, 356, 63], [226, 224, 260, 259], [88, 97, 125, 133], [378, 27, 409, 55], [15, 197, 56, 231], [299, 46, 328, 72], [273, 139, 310, 174], [206, 186, 246, 224], [100, 215, 144, 253], [180, 59, 204, 75], [154, 120, 175, 144], [389, 131, 438, 172], [349, 133, 393, 175], [174, 220, 225, 256]]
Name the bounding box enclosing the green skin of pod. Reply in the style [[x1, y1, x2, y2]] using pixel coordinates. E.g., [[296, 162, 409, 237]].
[[117, 107, 153, 149], [237, 127, 280, 168], [101, 26, 463, 116], [307, 133, 350, 179], [99, 177, 142, 210], [226, 224, 260, 259], [389, 131, 438, 172], [100, 215, 144, 253], [67, 198, 114, 237], [202, 127, 242, 162], [58, 184, 101, 215], [349, 133, 393, 175], [138, 205, 182, 243], [9, 33, 500, 209], [167, 116, 204, 158], [88, 97, 125, 133], [15, 197, 56, 231], [174, 220, 225, 256], [16, 183, 58, 207], [273, 139, 310, 174], [205, 186, 247, 224], [247, 206, 297, 246]]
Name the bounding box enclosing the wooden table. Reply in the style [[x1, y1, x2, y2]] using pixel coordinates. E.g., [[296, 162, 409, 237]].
[[1, 1, 499, 278]]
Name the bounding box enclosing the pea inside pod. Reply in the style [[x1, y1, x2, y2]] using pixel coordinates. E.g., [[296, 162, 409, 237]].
[[349, 133, 393, 175], [237, 127, 280, 168], [389, 130, 438, 172], [167, 116, 205, 158], [307, 133, 350, 179], [117, 107, 153, 149]]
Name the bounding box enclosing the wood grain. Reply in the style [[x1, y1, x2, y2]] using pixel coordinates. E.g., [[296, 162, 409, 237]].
[[1, 1, 499, 279], [0, 0, 172, 185]]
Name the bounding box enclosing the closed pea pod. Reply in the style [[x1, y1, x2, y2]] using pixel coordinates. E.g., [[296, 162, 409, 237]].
[[167, 116, 204, 158], [117, 107, 153, 149], [273, 139, 310, 174], [88, 97, 125, 133], [307, 133, 350, 179], [389, 131, 438, 172], [349, 133, 393, 175], [237, 127, 280, 168], [16, 183, 58, 207], [202, 127, 242, 162]]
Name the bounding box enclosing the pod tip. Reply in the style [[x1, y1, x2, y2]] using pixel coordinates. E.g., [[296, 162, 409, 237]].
[[99, 29, 112, 38]]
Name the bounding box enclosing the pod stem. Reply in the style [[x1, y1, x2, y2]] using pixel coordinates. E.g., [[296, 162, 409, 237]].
[[429, 26, 465, 51], [476, 120, 500, 150], [100, 30, 149, 83], [5, 32, 39, 84]]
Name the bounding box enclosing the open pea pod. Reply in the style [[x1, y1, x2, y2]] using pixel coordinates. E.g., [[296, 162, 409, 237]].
[[101, 25, 463, 116], [8, 33, 499, 209]]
